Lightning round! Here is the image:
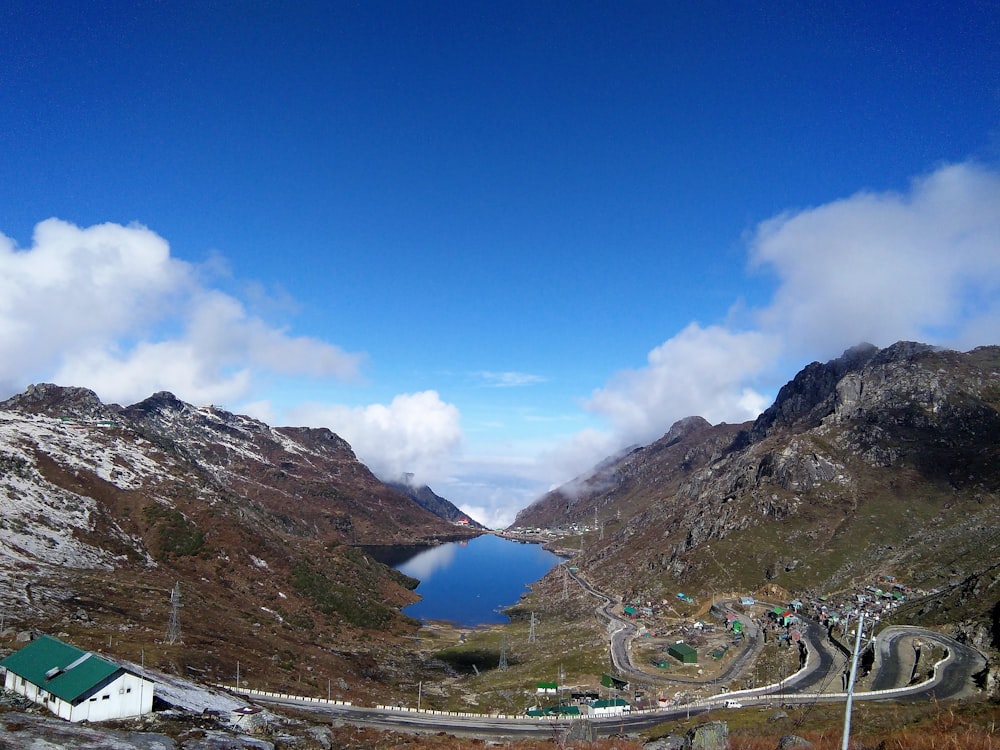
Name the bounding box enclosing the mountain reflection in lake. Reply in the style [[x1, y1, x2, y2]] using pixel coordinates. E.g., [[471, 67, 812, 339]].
[[366, 534, 562, 627], [397, 542, 457, 581]]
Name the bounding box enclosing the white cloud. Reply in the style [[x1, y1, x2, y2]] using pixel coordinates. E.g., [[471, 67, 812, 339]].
[[537, 427, 622, 485], [0, 219, 185, 380], [5, 162, 997, 528], [0, 218, 364, 404], [396, 543, 458, 581], [238, 400, 279, 425], [586, 323, 778, 446], [53, 341, 254, 407], [538, 161, 1000, 512], [457, 503, 515, 530], [287, 391, 463, 486], [475, 371, 548, 387], [750, 162, 1000, 354]]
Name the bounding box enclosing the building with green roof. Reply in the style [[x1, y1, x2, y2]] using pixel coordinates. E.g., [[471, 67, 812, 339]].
[[667, 642, 698, 664], [526, 704, 582, 717], [0, 635, 154, 722], [588, 698, 631, 716]]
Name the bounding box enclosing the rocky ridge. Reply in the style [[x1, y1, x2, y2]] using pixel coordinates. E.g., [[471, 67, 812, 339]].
[[514, 342, 1000, 646], [387, 475, 488, 529], [0, 384, 479, 701]]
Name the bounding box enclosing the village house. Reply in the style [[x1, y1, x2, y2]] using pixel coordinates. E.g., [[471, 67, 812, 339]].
[[0, 635, 154, 722], [588, 697, 630, 717]]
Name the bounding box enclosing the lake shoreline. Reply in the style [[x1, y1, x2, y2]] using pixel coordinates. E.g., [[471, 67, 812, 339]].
[[375, 535, 563, 627]]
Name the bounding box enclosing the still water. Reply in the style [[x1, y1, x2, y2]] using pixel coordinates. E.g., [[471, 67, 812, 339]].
[[372, 534, 562, 627]]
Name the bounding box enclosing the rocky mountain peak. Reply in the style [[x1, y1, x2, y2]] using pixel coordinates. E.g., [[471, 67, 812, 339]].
[[747, 343, 880, 441], [386, 477, 486, 528], [0, 383, 481, 697], [0, 383, 118, 421], [747, 342, 947, 445], [515, 342, 999, 631], [124, 390, 193, 419], [661, 415, 712, 446], [277, 425, 355, 457]]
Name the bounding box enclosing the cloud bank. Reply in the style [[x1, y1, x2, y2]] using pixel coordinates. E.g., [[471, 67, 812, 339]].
[[287, 391, 463, 486], [475, 371, 548, 388], [2, 162, 998, 528], [751, 162, 1000, 355], [586, 323, 778, 445], [0, 218, 365, 406], [547, 162, 1000, 496]]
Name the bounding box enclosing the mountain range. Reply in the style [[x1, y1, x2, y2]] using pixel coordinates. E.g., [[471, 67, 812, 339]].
[[0, 384, 478, 701], [0, 341, 997, 703], [514, 342, 1000, 652]]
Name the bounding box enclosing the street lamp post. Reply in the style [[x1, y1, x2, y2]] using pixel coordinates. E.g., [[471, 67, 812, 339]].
[[841, 611, 866, 750]]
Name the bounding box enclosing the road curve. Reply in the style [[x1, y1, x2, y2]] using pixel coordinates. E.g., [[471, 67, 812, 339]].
[[239, 575, 989, 739]]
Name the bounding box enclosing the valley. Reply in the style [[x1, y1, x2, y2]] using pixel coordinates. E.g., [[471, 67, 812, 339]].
[[1, 342, 998, 747]]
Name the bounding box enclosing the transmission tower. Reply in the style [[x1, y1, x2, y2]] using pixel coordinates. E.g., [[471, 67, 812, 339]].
[[528, 612, 537, 643], [166, 582, 182, 645], [498, 634, 508, 671]]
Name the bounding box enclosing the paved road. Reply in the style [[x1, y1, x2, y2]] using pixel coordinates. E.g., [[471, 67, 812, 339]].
[[577, 568, 985, 706], [870, 626, 987, 699], [571, 567, 763, 687], [245, 689, 720, 738], [244, 574, 989, 739]]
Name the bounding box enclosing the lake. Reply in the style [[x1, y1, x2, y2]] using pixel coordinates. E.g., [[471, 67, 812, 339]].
[[369, 534, 562, 627]]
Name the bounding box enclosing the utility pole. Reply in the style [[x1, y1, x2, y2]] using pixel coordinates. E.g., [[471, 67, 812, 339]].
[[563, 567, 569, 600], [528, 612, 536, 643], [166, 582, 182, 645], [498, 635, 508, 671], [841, 611, 866, 750]]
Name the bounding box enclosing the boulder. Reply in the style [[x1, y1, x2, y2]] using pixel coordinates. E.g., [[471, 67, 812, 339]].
[[564, 718, 595, 743], [687, 721, 728, 750], [644, 736, 687, 749], [777, 735, 813, 749]]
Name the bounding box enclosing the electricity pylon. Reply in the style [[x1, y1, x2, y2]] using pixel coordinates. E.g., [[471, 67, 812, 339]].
[[166, 582, 182, 644]]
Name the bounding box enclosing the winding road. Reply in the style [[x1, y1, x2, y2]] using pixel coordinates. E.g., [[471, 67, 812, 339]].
[[242, 570, 988, 739]]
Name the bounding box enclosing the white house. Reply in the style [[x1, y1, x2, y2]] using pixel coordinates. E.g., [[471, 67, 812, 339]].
[[0, 634, 154, 722], [588, 698, 631, 717]]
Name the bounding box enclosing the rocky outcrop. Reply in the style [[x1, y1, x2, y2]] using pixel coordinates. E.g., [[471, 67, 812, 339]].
[[1, 382, 121, 421], [512, 417, 743, 530], [519, 343, 1000, 619], [0, 384, 480, 700]]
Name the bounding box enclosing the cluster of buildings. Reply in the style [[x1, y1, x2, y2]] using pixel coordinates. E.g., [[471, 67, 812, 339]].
[[791, 575, 917, 634], [528, 680, 632, 718]]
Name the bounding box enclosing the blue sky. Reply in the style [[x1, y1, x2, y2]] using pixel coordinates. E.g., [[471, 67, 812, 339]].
[[2, 2, 999, 526]]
